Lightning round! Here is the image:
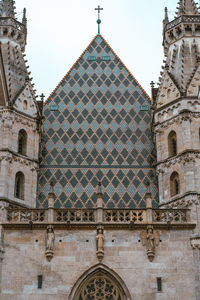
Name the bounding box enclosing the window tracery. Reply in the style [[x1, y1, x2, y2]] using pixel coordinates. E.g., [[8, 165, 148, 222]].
[[78, 272, 124, 300]]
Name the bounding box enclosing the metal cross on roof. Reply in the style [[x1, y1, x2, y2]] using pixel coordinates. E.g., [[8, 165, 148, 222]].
[[95, 5, 103, 35]]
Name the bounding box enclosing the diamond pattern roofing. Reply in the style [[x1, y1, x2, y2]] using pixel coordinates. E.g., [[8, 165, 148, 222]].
[[37, 35, 158, 208]]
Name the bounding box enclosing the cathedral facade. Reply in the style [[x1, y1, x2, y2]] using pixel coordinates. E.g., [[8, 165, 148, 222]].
[[0, 0, 200, 299]]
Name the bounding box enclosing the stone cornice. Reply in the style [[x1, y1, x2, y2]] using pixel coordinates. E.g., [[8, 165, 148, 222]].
[[159, 191, 200, 208], [155, 97, 199, 114], [0, 107, 39, 130], [154, 110, 200, 131], [0, 197, 30, 209], [2, 222, 195, 231], [156, 149, 200, 167], [0, 150, 39, 169]]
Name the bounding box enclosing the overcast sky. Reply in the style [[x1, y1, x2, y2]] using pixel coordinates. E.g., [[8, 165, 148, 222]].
[[15, 0, 179, 100]]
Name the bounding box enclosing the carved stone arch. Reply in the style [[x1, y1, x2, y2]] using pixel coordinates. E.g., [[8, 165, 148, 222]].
[[69, 264, 132, 300]]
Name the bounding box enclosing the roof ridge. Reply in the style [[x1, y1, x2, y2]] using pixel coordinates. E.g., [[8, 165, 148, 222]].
[[45, 34, 151, 106]]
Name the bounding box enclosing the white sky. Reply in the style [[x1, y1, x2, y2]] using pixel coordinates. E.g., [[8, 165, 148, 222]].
[[15, 0, 178, 99]]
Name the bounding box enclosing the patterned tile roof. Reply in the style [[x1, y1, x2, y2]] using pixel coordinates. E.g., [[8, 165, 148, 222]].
[[37, 35, 158, 208]]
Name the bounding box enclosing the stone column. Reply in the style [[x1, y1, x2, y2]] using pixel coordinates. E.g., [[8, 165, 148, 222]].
[[190, 234, 200, 300], [48, 183, 55, 223], [0, 201, 8, 293], [146, 193, 153, 223], [96, 182, 103, 223]]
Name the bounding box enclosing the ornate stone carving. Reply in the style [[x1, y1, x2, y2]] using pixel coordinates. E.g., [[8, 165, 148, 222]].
[[77, 271, 124, 300], [0, 201, 9, 223], [155, 108, 200, 130], [157, 151, 199, 169], [190, 235, 200, 250], [161, 193, 200, 209], [45, 225, 55, 261], [96, 226, 104, 262], [141, 225, 160, 262]]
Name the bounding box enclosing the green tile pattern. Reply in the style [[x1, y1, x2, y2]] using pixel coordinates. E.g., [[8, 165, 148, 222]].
[[38, 35, 158, 208]]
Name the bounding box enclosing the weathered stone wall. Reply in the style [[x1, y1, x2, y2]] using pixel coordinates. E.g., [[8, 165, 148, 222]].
[[0, 228, 196, 300], [0, 108, 39, 207]]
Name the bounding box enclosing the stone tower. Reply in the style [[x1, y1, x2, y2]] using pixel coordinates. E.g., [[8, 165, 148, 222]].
[[0, 0, 42, 207], [153, 0, 200, 209]]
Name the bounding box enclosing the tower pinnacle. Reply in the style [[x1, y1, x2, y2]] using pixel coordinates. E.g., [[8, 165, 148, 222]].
[[176, 0, 199, 16], [95, 5, 103, 35], [1, 0, 16, 18]]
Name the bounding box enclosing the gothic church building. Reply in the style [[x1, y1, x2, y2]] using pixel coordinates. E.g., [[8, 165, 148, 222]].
[[0, 0, 200, 299]]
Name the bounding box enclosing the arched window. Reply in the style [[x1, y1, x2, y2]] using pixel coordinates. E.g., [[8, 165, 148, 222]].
[[14, 172, 25, 200], [170, 172, 180, 197], [167, 88, 171, 98], [70, 266, 131, 300], [78, 271, 124, 300], [23, 100, 28, 110], [168, 131, 177, 157], [18, 129, 27, 155]]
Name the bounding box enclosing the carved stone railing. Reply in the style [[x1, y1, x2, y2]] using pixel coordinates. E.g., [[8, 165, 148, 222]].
[[166, 15, 200, 31], [7, 209, 47, 223], [54, 209, 96, 223], [103, 209, 146, 223], [153, 209, 189, 223], [4, 208, 193, 228]]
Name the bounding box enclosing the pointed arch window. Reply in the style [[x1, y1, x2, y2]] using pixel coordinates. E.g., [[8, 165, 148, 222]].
[[170, 171, 180, 197], [18, 129, 27, 155], [168, 131, 177, 157], [15, 172, 25, 200], [78, 271, 124, 300]]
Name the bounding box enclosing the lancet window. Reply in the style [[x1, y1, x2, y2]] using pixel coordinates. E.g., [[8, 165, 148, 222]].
[[15, 172, 25, 200], [170, 171, 180, 197], [18, 129, 27, 155], [168, 131, 177, 157]]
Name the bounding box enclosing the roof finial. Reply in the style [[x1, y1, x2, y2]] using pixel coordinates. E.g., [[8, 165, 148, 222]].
[[95, 5, 103, 35]]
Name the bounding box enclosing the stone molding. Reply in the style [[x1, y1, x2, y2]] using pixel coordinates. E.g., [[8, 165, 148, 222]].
[[0, 108, 38, 131], [0, 151, 38, 170], [156, 150, 199, 168], [159, 192, 200, 209], [154, 96, 199, 114], [155, 109, 200, 132]]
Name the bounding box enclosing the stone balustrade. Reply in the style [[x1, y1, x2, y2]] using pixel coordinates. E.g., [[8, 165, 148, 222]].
[[166, 15, 200, 31], [5, 207, 192, 228]]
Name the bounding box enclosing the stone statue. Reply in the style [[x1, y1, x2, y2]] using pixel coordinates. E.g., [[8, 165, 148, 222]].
[[141, 225, 160, 262], [96, 226, 104, 262], [45, 225, 55, 261], [146, 226, 155, 253]]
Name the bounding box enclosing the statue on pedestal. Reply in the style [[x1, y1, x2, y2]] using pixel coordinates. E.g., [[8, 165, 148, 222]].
[[45, 225, 55, 261], [141, 225, 160, 262], [96, 226, 104, 262]]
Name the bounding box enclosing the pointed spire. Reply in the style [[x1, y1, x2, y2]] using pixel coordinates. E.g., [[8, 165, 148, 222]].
[[22, 8, 27, 25], [1, 0, 16, 18], [164, 7, 169, 23], [177, 0, 199, 16]]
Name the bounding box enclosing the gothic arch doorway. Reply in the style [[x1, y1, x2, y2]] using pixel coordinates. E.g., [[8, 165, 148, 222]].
[[69, 264, 132, 300]]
